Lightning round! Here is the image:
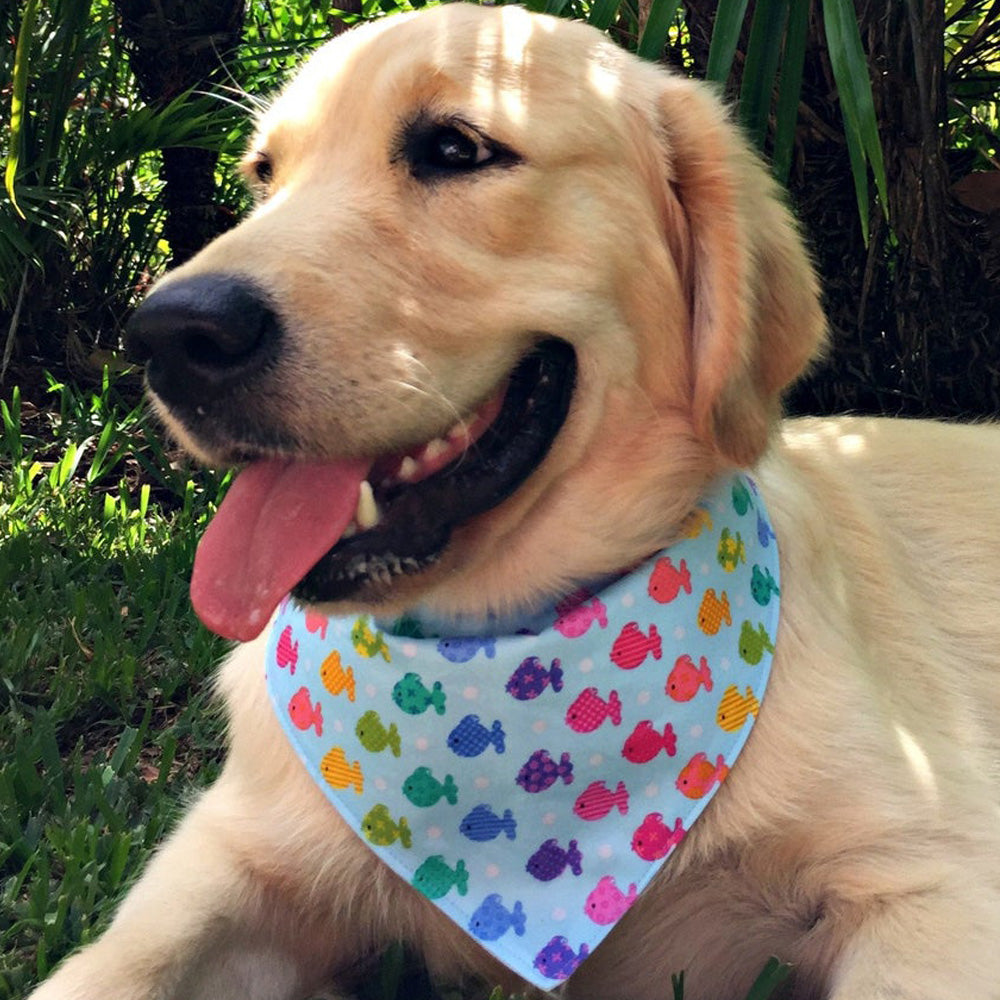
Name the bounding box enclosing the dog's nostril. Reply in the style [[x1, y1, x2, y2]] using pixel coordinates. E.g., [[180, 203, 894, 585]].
[[125, 273, 282, 404]]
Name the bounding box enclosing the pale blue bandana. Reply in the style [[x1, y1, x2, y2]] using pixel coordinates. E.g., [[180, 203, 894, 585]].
[[265, 474, 779, 988]]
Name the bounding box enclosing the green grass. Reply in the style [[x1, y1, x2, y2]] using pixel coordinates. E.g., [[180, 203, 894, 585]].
[[0, 372, 790, 1000]]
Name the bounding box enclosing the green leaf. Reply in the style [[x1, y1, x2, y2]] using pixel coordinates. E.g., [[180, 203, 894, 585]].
[[743, 957, 793, 1000], [771, 0, 810, 184], [738, 0, 789, 149], [706, 0, 752, 85], [588, 0, 624, 31], [637, 0, 682, 61], [5, 0, 40, 217]]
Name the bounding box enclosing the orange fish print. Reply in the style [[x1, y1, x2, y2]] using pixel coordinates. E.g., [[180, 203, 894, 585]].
[[666, 654, 713, 702], [288, 685, 323, 736], [676, 752, 729, 799], [320, 649, 356, 702], [697, 589, 731, 635], [681, 507, 713, 539], [716, 685, 760, 732], [320, 746, 364, 794]]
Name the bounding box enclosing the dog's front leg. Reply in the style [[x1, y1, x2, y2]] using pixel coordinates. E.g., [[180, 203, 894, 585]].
[[28, 771, 364, 1000], [826, 879, 1000, 1000]]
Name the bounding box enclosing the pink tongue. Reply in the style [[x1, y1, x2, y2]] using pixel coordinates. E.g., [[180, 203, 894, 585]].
[[191, 458, 370, 641]]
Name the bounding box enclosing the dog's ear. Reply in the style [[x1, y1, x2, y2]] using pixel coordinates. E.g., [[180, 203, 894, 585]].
[[653, 75, 827, 466]]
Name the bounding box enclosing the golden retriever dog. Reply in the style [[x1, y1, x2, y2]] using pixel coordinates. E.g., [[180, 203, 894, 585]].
[[31, 4, 1000, 999]]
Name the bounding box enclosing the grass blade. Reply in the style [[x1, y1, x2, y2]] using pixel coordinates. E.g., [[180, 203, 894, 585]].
[[4, 0, 40, 218], [738, 0, 790, 149], [706, 0, 752, 85], [771, 0, 810, 183], [744, 957, 793, 1000], [637, 0, 682, 61]]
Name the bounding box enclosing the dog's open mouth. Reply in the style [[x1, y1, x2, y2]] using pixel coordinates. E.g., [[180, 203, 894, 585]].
[[191, 338, 576, 641]]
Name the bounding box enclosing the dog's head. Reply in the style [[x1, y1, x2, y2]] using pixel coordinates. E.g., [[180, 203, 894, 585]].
[[127, 4, 825, 641]]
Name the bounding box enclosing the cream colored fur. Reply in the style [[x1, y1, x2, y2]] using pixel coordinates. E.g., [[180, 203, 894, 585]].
[[31, 5, 1000, 1000]]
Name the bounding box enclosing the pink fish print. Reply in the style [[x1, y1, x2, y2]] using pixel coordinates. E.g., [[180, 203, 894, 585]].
[[584, 875, 638, 925], [565, 687, 622, 733], [648, 556, 692, 603], [573, 779, 629, 820], [276, 624, 298, 675], [621, 720, 677, 763], [287, 686, 323, 736], [666, 654, 713, 702], [304, 609, 328, 639], [676, 752, 729, 799], [553, 591, 609, 638], [610, 622, 662, 670], [631, 813, 685, 860]]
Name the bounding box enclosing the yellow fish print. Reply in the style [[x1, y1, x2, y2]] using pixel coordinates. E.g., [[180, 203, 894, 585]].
[[351, 615, 391, 661], [320, 747, 364, 794], [698, 588, 732, 636], [320, 649, 356, 702], [681, 507, 713, 539], [715, 685, 760, 732]]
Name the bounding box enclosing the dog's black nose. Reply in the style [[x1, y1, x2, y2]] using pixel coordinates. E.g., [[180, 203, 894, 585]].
[[125, 274, 281, 405]]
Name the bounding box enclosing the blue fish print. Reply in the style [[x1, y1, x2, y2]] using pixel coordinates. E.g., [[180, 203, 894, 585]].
[[525, 837, 583, 881], [505, 656, 564, 700], [436, 636, 496, 663], [460, 804, 517, 842], [447, 714, 506, 757], [468, 893, 527, 941], [757, 511, 776, 547]]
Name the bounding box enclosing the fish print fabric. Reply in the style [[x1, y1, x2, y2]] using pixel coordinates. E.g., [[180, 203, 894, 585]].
[[265, 474, 779, 988]]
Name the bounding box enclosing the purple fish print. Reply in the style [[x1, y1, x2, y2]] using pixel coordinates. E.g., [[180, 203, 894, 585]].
[[505, 656, 564, 700], [516, 749, 574, 793], [533, 936, 590, 981], [525, 838, 583, 881]]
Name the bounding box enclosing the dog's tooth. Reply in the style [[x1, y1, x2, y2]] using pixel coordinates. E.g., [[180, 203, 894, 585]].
[[424, 437, 450, 461], [398, 456, 419, 481], [355, 480, 380, 530], [446, 421, 468, 442], [342, 521, 358, 538]]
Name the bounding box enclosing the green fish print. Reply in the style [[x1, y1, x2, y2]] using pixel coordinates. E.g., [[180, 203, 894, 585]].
[[392, 672, 447, 716], [750, 565, 780, 606], [716, 528, 746, 573], [739, 620, 775, 665], [412, 855, 469, 899], [390, 613, 426, 639], [732, 479, 754, 515], [403, 766, 459, 808], [351, 615, 391, 661], [356, 709, 402, 757], [362, 804, 412, 848]]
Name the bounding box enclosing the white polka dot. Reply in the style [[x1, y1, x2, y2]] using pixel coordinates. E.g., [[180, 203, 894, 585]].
[[415, 737, 429, 751], [701, 562, 711, 575], [475, 776, 490, 790], [719, 657, 731, 671], [365, 683, 377, 698], [532, 719, 547, 734], [734, 594, 745, 608], [620, 592, 635, 608], [375, 777, 388, 791], [690, 724, 703, 739], [427, 826, 442, 840], [542, 811, 557, 826], [579, 657, 595, 674], [589, 753, 604, 767], [333, 718, 344, 733], [644, 782, 659, 798], [401, 642, 418, 658], [485, 864, 500, 878], [551, 907, 567, 920], [673, 626, 685, 641], [597, 844, 614, 859], [463, 686, 479, 700], [636, 690, 651, 706]]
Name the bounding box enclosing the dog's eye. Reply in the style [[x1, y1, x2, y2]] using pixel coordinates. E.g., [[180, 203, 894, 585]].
[[402, 118, 519, 180], [244, 151, 273, 194]]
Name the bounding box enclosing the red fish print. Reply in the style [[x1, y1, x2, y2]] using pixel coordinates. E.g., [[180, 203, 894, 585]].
[[676, 752, 729, 799], [666, 654, 713, 702], [288, 685, 323, 736], [648, 556, 692, 603], [276, 624, 298, 674], [565, 687, 622, 733], [631, 813, 685, 860], [610, 622, 662, 670], [621, 720, 677, 763], [553, 591, 609, 638], [573, 779, 629, 820], [304, 609, 328, 639]]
